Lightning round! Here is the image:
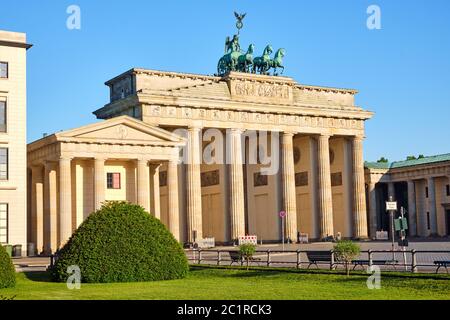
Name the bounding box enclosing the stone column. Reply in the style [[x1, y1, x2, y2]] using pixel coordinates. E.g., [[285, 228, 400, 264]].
[[228, 129, 246, 241], [137, 159, 150, 212], [186, 126, 203, 242], [317, 134, 334, 239], [44, 162, 58, 254], [31, 165, 44, 254], [168, 160, 180, 240], [427, 177, 438, 235], [59, 157, 73, 247], [94, 158, 105, 210], [281, 132, 298, 242], [367, 182, 377, 239], [149, 164, 161, 219], [351, 136, 368, 239], [407, 180, 417, 236]]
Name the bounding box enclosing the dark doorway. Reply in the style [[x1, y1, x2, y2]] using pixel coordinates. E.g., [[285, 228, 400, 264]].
[[446, 210, 450, 236]]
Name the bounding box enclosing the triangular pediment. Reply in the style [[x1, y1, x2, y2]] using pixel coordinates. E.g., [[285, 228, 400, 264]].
[[55, 115, 185, 145]]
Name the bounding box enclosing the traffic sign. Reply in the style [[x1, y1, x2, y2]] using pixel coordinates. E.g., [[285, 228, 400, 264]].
[[386, 201, 397, 211]]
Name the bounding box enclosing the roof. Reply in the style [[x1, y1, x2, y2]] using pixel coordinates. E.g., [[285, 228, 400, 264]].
[[27, 115, 186, 152], [0, 29, 32, 49], [365, 153, 450, 170]]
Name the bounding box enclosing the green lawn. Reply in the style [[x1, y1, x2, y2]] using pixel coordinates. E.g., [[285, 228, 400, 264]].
[[1, 266, 449, 300]]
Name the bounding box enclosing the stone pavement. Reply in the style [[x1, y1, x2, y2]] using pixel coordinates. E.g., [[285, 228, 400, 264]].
[[186, 240, 450, 273], [12, 256, 51, 272]]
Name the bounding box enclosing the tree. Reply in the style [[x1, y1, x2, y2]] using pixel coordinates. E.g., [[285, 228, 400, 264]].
[[50, 201, 188, 283], [239, 243, 256, 270], [406, 155, 417, 161], [0, 245, 15, 288], [333, 241, 361, 276], [377, 157, 389, 163]]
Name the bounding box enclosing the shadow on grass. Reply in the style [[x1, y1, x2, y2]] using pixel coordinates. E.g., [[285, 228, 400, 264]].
[[190, 265, 344, 278], [23, 271, 54, 283], [189, 265, 450, 281]]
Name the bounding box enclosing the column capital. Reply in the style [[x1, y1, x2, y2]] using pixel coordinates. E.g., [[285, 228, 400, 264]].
[[228, 128, 244, 135], [137, 157, 150, 164], [30, 164, 44, 171], [149, 163, 162, 170], [281, 131, 296, 137], [317, 133, 332, 140], [351, 135, 366, 141], [43, 160, 57, 169], [58, 156, 73, 163], [187, 125, 202, 132]]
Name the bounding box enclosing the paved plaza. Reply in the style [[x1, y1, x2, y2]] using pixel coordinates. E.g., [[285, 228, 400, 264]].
[[186, 239, 450, 273]]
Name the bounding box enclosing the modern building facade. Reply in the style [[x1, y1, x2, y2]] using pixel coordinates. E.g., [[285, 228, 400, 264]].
[[0, 30, 31, 251], [365, 155, 450, 238], [27, 69, 374, 253]]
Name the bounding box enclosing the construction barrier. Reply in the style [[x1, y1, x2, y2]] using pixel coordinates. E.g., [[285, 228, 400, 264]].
[[238, 235, 258, 245]]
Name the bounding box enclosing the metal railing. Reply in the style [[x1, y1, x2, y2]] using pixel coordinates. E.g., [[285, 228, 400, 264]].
[[185, 249, 450, 274]]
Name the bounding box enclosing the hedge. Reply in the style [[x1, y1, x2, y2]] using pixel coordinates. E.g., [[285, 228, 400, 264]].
[[50, 201, 189, 283], [0, 245, 16, 288]]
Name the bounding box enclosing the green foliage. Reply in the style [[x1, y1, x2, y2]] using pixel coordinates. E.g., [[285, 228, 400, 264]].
[[377, 157, 389, 163], [50, 201, 189, 283], [0, 245, 16, 288], [239, 243, 256, 270], [333, 241, 361, 276], [406, 155, 425, 161]]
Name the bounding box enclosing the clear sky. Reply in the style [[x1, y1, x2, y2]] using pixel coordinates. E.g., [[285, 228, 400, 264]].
[[2, 0, 449, 162]]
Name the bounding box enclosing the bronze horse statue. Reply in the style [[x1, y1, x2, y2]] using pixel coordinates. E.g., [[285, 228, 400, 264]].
[[237, 44, 255, 73], [270, 48, 286, 75], [252, 45, 273, 75]]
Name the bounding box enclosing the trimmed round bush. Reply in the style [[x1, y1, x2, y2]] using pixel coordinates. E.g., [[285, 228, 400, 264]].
[[0, 245, 16, 288], [51, 201, 189, 283]]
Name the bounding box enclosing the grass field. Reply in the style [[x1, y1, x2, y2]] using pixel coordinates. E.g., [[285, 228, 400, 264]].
[[1, 266, 449, 300]]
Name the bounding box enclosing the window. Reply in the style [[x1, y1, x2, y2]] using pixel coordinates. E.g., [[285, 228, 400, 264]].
[[107, 173, 121, 189], [0, 101, 6, 132], [426, 212, 430, 230], [425, 187, 429, 198], [0, 62, 7, 78], [0, 148, 7, 180], [0, 204, 8, 244], [447, 184, 450, 197]]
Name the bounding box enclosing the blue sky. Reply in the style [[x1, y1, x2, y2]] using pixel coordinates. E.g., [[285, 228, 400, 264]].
[[2, 0, 449, 162]]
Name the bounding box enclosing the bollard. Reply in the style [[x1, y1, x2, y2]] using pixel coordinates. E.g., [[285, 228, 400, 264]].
[[267, 250, 271, 267], [296, 250, 301, 269], [330, 250, 336, 270], [198, 249, 202, 264], [411, 249, 418, 273], [368, 249, 373, 267]]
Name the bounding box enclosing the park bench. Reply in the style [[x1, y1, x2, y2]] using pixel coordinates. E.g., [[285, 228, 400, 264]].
[[228, 251, 262, 266], [351, 259, 399, 270], [433, 260, 450, 274], [306, 251, 335, 269]]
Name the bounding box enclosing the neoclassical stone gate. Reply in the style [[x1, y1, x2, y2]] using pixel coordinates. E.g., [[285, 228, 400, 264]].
[[92, 69, 373, 244]]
